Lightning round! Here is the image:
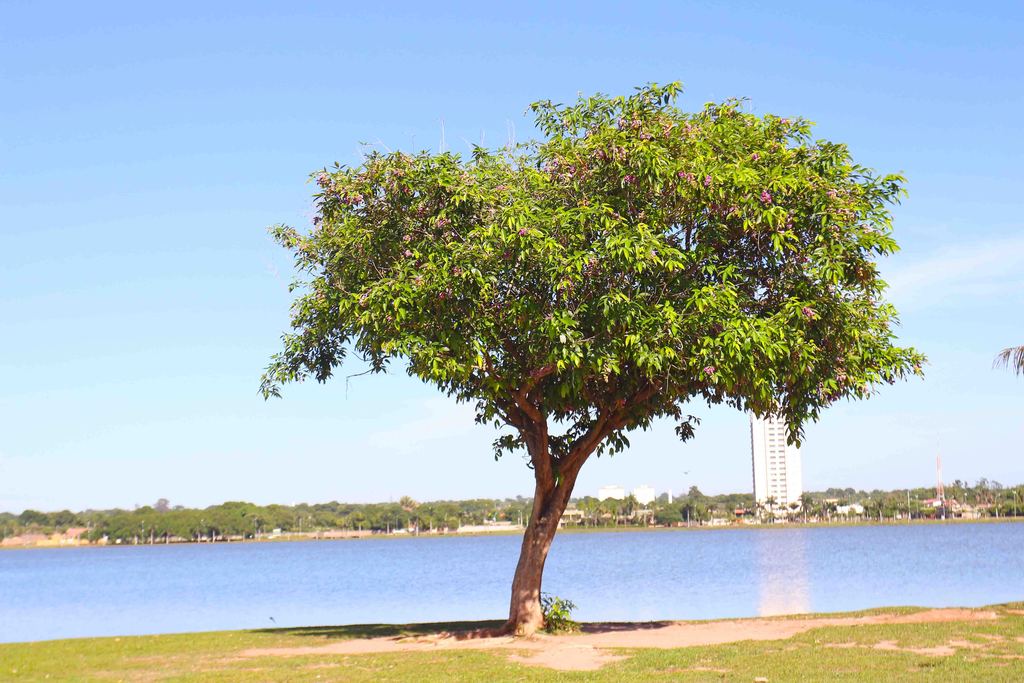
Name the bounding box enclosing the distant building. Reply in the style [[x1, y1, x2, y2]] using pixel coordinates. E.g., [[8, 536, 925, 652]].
[[560, 507, 584, 527], [750, 413, 803, 510], [632, 485, 656, 506], [456, 521, 522, 534], [597, 485, 626, 501]]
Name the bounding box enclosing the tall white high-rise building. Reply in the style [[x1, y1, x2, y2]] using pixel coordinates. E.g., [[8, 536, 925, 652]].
[[750, 414, 803, 508]]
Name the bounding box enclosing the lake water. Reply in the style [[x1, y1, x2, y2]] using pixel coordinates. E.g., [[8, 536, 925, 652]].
[[1, 523, 1022, 643]]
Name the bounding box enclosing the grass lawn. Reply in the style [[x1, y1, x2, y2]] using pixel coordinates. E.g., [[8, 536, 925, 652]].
[[2, 605, 1023, 681]]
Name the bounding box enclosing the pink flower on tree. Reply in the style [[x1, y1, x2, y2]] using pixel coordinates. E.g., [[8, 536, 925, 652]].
[[703, 175, 712, 187], [802, 306, 815, 319], [703, 365, 716, 376], [518, 227, 529, 236], [760, 190, 772, 204], [623, 174, 637, 185], [750, 153, 760, 161], [316, 172, 331, 188], [403, 249, 413, 257]]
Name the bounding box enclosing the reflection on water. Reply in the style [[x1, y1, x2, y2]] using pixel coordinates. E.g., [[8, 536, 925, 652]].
[[755, 529, 810, 616]]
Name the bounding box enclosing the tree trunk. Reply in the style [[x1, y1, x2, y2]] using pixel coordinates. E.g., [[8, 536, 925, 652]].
[[506, 482, 562, 634], [505, 456, 585, 635]]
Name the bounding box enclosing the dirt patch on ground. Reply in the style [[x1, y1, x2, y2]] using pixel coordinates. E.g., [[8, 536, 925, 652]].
[[507, 645, 627, 671], [827, 632, 1013, 660], [872, 640, 957, 657], [556, 608, 997, 651], [238, 608, 999, 671]]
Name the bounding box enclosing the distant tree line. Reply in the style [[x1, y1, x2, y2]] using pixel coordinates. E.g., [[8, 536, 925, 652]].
[[0, 497, 531, 544], [2, 479, 1022, 543], [805, 478, 1022, 521]]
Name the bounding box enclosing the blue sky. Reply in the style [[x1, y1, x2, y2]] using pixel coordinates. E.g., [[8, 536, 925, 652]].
[[2, 2, 1022, 512]]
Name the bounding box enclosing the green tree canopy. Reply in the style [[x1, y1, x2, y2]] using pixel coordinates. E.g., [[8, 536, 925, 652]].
[[263, 82, 923, 634]]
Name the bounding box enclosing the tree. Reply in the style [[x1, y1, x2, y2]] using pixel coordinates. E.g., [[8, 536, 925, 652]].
[[262, 82, 924, 635], [994, 346, 1024, 375], [577, 497, 601, 526], [799, 492, 814, 522], [18, 510, 50, 527], [654, 505, 683, 526], [51, 509, 78, 529]]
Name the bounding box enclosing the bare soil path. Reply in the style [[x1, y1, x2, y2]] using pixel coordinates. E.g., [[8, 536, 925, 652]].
[[238, 607, 999, 671]]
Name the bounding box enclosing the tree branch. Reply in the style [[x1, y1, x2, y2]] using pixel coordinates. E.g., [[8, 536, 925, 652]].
[[523, 363, 556, 397], [521, 417, 553, 483], [561, 381, 662, 472]]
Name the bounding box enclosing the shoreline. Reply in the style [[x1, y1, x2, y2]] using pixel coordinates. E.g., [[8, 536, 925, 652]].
[[2, 516, 1021, 551]]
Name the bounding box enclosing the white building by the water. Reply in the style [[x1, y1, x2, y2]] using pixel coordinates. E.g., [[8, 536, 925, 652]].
[[597, 485, 626, 501], [750, 413, 803, 509], [632, 485, 656, 506]]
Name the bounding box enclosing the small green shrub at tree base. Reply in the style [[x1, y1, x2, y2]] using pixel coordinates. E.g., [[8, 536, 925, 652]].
[[540, 593, 580, 633], [263, 81, 924, 635]]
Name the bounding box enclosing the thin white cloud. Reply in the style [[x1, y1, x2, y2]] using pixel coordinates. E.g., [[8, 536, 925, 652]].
[[886, 235, 1024, 310]]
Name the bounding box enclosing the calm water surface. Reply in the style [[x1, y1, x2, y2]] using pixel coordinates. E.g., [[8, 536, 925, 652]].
[[1, 522, 1022, 643]]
